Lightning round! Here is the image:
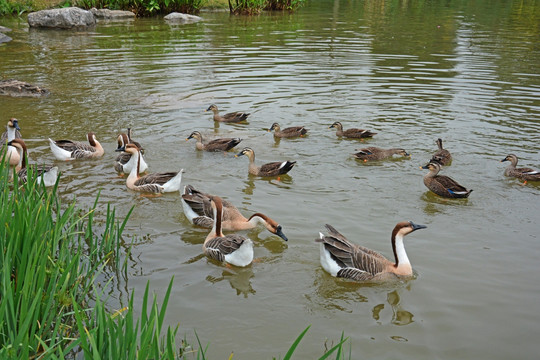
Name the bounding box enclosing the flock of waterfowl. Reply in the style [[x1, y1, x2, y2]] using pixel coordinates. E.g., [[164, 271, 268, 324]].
[[2, 108, 539, 282]]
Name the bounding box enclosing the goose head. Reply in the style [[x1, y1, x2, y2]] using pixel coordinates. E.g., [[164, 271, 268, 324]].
[[393, 221, 427, 238], [8, 118, 20, 131], [115, 133, 129, 152], [249, 213, 288, 241], [123, 143, 140, 155]]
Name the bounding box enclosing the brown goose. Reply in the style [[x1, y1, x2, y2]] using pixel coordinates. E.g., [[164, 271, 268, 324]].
[[123, 144, 183, 193], [186, 131, 242, 152], [203, 196, 254, 267], [352, 147, 409, 161], [235, 147, 295, 177], [430, 138, 452, 166], [421, 162, 472, 198], [329, 121, 376, 139], [181, 185, 288, 240], [268, 123, 308, 138], [0, 118, 22, 148], [316, 221, 427, 282], [114, 132, 148, 174], [48, 132, 104, 160], [206, 104, 250, 123], [501, 154, 540, 184], [8, 139, 58, 187]]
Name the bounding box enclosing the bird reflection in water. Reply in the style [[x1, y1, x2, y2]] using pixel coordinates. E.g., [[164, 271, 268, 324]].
[[372, 289, 414, 326], [205, 267, 255, 298]]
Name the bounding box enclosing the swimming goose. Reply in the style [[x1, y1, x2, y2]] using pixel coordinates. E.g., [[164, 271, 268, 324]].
[[186, 131, 242, 152], [123, 144, 183, 193], [421, 162, 472, 198], [316, 222, 426, 282], [114, 132, 148, 174], [430, 138, 452, 166], [203, 196, 254, 267], [268, 123, 308, 138], [181, 185, 288, 240], [352, 147, 409, 161], [8, 139, 58, 187], [48, 132, 104, 160], [4, 142, 21, 168], [0, 118, 22, 147], [501, 154, 540, 184], [329, 121, 376, 139], [235, 147, 296, 177], [206, 104, 250, 123]]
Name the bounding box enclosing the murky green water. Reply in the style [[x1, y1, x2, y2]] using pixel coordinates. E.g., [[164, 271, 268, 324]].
[[1, 1, 540, 358]]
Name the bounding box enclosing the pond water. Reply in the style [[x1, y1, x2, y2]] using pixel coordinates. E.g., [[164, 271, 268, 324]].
[[1, 1, 540, 358]]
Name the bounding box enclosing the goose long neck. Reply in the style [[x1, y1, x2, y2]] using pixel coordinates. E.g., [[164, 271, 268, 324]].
[[392, 233, 410, 268], [127, 150, 140, 182], [212, 201, 224, 237], [7, 126, 16, 142]]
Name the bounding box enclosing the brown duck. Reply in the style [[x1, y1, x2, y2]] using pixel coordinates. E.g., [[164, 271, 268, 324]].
[[421, 162, 472, 198], [235, 147, 295, 177], [329, 121, 376, 139], [430, 138, 452, 166], [352, 147, 409, 161], [186, 131, 242, 152], [268, 123, 308, 138], [501, 154, 540, 184], [206, 104, 250, 123], [316, 221, 427, 282]]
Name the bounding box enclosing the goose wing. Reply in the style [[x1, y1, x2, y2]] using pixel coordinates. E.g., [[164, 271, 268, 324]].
[[136, 172, 178, 186], [204, 234, 247, 262], [182, 185, 241, 226]]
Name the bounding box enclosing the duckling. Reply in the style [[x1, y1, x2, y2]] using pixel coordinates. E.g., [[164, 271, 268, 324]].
[[8, 139, 58, 187], [206, 104, 250, 123], [186, 131, 242, 152], [421, 162, 472, 198], [316, 221, 427, 282], [114, 132, 148, 174], [235, 147, 295, 177], [430, 138, 452, 166], [501, 154, 540, 184], [123, 144, 183, 194], [204, 196, 254, 267], [352, 147, 410, 161], [268, 123, 308, 138], [49, 132, 104, 160], [329, 121, 376, 139], [0, 118, 22, 147], [181, 185, 288, 240]]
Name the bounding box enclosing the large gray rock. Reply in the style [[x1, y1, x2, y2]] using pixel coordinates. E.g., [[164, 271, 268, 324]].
[[27, 7, 96, 29], [164, 12, 202, 24], [0, 79, 50, 97], [0, 33, 11, 44], [90, 8, 135, 19]]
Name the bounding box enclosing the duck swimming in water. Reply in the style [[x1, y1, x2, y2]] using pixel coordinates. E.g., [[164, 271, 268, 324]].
[[421, 162, 472, 198], [501, 154, 540, 184]]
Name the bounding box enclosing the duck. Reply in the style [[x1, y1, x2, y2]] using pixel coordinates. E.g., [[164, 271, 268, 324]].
[[181, 185, 288, 240], [316, 221, 427, 282], [114, 132, 148, 174], [206, 104, 250, 123], [501, 154, 540, 184], [203, 195, 254, 267], [0, 118, 22, 147], [268, 123, 308, 138], [329, 121, 376, 139], [186, 131, 242, 152], [421, 162, 472, 198], [430, 138, 452, 166], [123, 144, 183, 193], [235, 147, 295, 177], [48, 132, 104, 160], [352, 147, 410, 161], [8, 139, 58, 187]]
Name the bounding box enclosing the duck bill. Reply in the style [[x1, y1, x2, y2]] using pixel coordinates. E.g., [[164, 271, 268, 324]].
[[276, 228, 288, 241], [115, 145, 125, 152], [410, 222, 427, 231], [500, 158, 508, 162], [235, 151, 244, 158]]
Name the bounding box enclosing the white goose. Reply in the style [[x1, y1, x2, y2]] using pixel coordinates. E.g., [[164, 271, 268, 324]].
[[203, 196, 254, 267], [317, 221, 426, 282], [49, 132, 104, 160], [9, 139, 58, 187], [114, 132, 148, 174], [123, 144, 182, 193]]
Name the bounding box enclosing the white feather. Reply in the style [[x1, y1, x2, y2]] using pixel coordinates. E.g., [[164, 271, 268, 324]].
[[161, 169, 183, 193], [224, 239, 254, 267], [48, 138, 73, 161]]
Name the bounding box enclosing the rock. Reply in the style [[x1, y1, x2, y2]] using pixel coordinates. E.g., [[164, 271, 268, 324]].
[[0, 79, 50, 97], [164, 12, 202, 24], [0, 26, 12, 33], [0, 33, 11, 44], [27, 7, 96, 29], [90, 8, 135, 19]]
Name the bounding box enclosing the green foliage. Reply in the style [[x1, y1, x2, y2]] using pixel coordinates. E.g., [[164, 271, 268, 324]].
[[0, 0, 32, 16], [68, 0, 203, 16]]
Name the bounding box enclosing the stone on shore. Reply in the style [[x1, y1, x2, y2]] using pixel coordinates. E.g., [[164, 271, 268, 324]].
[[27, 7, 96, 29], [164, 12, 202, 24], [0, 79, 50, 97], [90, 8, 135, 20]]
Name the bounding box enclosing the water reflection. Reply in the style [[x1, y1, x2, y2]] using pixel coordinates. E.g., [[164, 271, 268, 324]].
[[372, 289, 415, 326], [205, 266, 255, 298]]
